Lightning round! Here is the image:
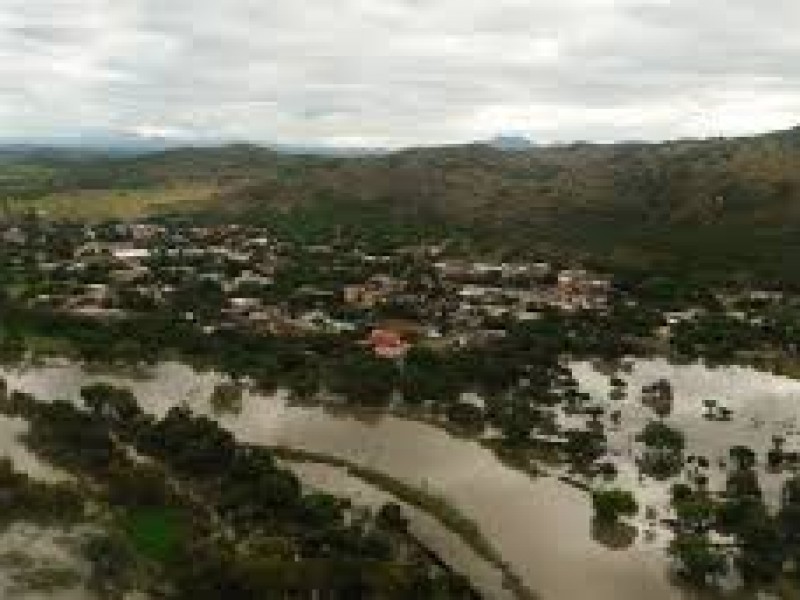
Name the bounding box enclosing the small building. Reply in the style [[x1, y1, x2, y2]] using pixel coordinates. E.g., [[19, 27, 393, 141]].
[[365, 329, 410, 360]]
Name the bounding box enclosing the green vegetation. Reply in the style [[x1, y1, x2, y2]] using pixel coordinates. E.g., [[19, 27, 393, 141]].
[[121, 508, 185, 563], [4, 184, 219, 221], [637, 421, 685, 479], [209, 382, 244, 415], [591, 489, 638, 524], [668, 533, 728, 587]]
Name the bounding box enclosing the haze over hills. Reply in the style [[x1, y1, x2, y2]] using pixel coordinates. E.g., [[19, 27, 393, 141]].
[[2, 125, 800, 284]]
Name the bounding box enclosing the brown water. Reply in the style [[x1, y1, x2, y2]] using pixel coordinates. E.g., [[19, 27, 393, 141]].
[[288, 461, 515, 600], [572, 359, 800, 458], [572, 359, 800, 510], [3, 359, 798, 600]]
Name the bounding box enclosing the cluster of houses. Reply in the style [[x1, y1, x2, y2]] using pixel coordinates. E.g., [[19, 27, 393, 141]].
[[2, 219, 617, 359]]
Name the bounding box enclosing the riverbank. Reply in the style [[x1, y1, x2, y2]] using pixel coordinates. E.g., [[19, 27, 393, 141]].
[[271, 446, 538, 600]]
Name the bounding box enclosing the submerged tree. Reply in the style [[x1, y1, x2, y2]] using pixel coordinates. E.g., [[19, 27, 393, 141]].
[[637, 421, 685, 479], [592, 489, 638, 524], [209, 382, 244, 415]]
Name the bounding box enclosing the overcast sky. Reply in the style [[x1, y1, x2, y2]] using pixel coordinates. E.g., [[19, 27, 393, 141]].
[[1, 0, 799, 148]]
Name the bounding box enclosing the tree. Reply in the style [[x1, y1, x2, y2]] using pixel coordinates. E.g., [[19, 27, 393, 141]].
[[702, 399, 718, 420], [768, 435, 785, 469], [81, 383, 141, 425], [400, 347, 460, 407], [586, 405, 605, 426], [299, 492, 343, 528], [736, 519, 782, 585], [638, 421, 685, 452], [674, 498, 716, 533], [327, 351, 398, 407], [783, 476, 800, 508], [725, 469, 762, 500], [728, 445, 757, 471], [564, 429, 606, 466], [86, 534, 136, 596], [717, 495, 766, 536], [209, 382, 244, 415], [637, 421, 685, 478], [592, 489, 638, 524], [498, 398, 537, 447], [671, 483, 694, 504], [286, 369, 320, 402], [610, 376, 626, 389], [668, 533, 727, 586], [376, 503, 408, 532], [445, 401, 484, 432], [780, 477, 800, 555]]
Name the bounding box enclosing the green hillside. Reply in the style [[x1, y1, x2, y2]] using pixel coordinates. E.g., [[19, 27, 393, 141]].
[[2, 126, 800, 283]]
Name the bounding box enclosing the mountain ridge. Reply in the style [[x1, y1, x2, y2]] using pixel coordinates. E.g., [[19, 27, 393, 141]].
[[2, 124, 800, 283]]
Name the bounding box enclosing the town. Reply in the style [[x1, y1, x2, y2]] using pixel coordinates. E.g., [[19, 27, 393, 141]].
[[3, 216, 796, 368], [1, 218, 617, 356]]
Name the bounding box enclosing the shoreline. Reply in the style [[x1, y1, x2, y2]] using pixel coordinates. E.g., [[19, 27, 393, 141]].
[[271, 446, 538, 600]]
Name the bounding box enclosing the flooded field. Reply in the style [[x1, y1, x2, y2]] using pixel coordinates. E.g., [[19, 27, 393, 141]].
[[2, 358, 799, 600], [0, 415, 66, 483], [572, 359, 800, 510], [573, 358, 800, 460], [0, 523, 96, 600]]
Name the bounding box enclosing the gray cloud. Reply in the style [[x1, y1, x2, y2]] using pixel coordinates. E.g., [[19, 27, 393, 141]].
[[1, 0, 798, 147]]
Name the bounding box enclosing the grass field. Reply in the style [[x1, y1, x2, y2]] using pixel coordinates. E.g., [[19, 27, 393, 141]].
[[5, 184, 219, 221]]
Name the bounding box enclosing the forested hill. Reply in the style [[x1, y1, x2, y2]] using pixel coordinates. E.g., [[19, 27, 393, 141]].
[[2, 126, 800, 284]]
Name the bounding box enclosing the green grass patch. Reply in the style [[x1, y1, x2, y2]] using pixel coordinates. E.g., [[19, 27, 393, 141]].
[[6, 184, 219, 221], [121, 507, 185, 563], [23, 335, 77, 357]]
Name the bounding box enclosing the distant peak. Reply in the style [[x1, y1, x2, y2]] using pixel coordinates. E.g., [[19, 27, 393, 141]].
[[483, 134, 535, 151]]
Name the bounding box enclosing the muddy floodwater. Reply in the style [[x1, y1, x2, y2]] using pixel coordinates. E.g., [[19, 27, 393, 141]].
[[0, 523, 97, 600], [572, 359, 800, 510], [287, 461, 515, 600], [2, 358, 800, 600], [572, 359, 800, 459]]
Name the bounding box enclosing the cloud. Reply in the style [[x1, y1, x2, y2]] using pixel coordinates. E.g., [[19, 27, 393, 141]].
[[0, 0, 798, 147]]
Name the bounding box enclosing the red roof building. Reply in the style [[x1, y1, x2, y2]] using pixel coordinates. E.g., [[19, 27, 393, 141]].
[[365, 329, 410, 359]]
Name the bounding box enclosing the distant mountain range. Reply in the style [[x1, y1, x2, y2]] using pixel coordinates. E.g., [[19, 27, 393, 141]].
[[0, 131, 539, 157], [0, 133, 388, 158], [2, 126, 800, 284]]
